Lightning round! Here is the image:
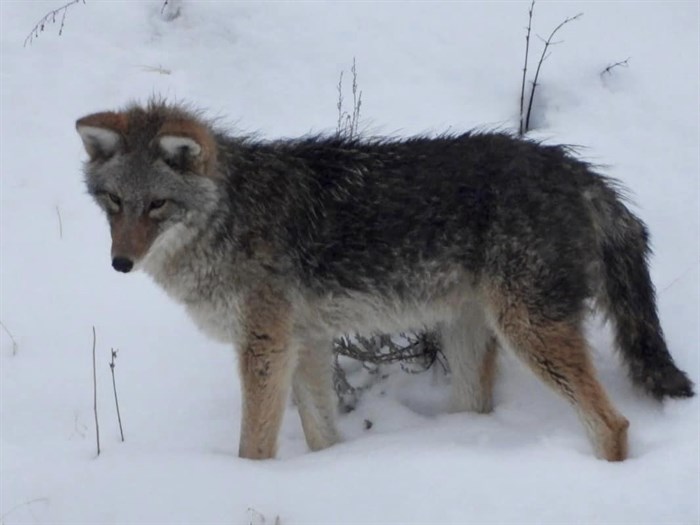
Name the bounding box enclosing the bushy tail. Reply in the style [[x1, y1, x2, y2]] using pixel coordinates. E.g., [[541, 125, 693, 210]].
[[590, 183, 694, 399]]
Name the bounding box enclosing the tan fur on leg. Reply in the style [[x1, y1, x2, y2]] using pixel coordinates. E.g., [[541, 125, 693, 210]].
[[486, 286, 629, 461], [238, 286, 295, 460]]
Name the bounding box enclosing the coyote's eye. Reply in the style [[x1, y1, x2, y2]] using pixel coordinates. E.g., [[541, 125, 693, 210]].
[[107, 193, 121, 206], [149, 199, 167, 211]]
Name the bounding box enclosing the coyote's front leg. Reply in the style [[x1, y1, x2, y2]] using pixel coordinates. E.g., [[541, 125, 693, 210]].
[[237, 286, 296, 459]]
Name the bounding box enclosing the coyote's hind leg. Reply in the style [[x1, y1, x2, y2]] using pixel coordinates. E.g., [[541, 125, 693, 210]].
[[486, 286, 629, 461]]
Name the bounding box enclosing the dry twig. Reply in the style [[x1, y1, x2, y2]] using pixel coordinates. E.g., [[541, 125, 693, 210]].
[[24, 0, 85, 47], [350, 59, 362, 137], [336, 71, 345, 136], [333, 355, 359, 413], [332, 332, 444, 410], [519, 0, 536, 136], [600, 57, 631, 76], [109, 349, 125, 442], [524, 12, 583, 133], [336, 58, 363, 139], [92, 326, 101, 456], [55, 205, 63, 239], [334, 332, 441, 367], [0, 320, 18, 356]]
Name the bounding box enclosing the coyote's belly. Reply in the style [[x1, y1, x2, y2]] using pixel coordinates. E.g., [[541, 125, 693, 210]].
[[313, 293, 461, 335], [301, 269, 479, 338], [183, 286, 471, 345]]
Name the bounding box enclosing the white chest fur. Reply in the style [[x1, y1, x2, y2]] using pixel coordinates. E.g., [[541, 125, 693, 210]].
[[141, 228, 243, 344]]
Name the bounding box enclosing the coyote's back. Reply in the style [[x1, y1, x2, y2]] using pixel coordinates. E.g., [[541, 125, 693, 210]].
[[77, 100, 693, 462]]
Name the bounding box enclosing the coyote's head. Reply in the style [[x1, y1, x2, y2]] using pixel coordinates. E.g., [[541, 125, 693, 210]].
[[76, 102, 221, 273]]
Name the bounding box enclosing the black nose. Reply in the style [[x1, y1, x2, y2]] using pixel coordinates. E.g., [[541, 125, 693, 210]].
[[112, 257, 134, 273]]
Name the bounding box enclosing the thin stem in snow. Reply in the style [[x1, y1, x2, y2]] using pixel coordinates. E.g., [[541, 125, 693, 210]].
[[92, 326, 101, 456], [0, 320, 19, 356], [336, 70, 345, 138], [519, 0, 535, 136], [350, 57, 362, 138], [109, 349, 125, 442], [55, 205, 63, 239], [525, 12, 583, 133], [600, 57, 631, 76]]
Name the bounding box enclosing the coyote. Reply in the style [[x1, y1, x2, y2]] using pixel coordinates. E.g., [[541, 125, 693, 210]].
[[77, 100, 693, 461]]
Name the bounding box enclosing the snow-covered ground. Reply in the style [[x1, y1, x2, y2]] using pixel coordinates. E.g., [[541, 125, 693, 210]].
[[1, 2, 698, 524]]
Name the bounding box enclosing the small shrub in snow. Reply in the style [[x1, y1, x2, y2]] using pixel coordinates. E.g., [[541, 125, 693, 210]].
[[332, 60, 447, 408], [518, 1, 583, 135]]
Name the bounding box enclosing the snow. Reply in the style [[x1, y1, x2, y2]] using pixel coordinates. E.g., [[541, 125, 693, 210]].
[[1, 1, 698, 523]]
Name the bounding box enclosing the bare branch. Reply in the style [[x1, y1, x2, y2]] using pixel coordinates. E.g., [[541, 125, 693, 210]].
[[536, 34, 566, 47], [24, 0, 85, 47], [334, 332, 441, 366], [0, 320, 18, 356], [332, 331, 445, 410], [600, 57, 631, 76], [525, 12, 583, 133], [55, 205, 63, 239], [109, 349, 125, 442], [336, 70, 345, 137], [92, 326, 101, 456], [519, 0, 535, 136], [333, 355, 359, 413], [350, 57, 362, 138]]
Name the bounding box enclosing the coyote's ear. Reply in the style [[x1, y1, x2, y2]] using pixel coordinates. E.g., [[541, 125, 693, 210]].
[[157, 135, 202, 159], [156, 119, 217, 176], [76, 112, 127, 161]]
